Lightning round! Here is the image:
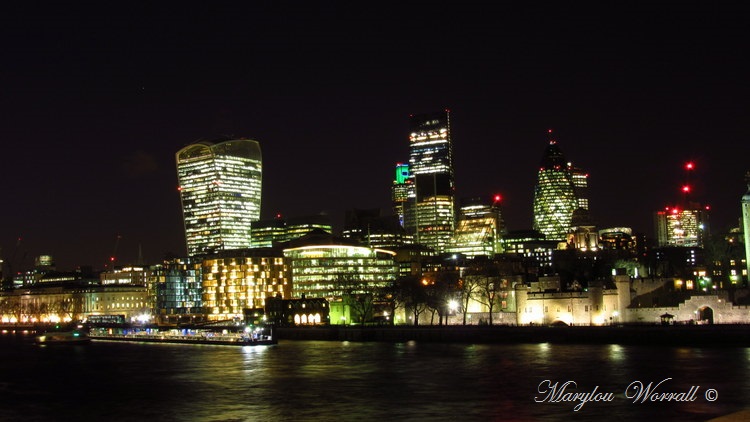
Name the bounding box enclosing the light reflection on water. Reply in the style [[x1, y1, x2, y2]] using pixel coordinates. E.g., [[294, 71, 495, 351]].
[[0, 334, 748, 421]]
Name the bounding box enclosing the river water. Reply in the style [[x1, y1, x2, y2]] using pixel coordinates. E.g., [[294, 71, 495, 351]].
[[0, 331, 748, 421]]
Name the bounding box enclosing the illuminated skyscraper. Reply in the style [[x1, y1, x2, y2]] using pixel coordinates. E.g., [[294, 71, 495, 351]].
[[654, 206, 709, 247], [176, 138, 262, 256], [740, 171, 750, 281], [391, 163, 414, 227], [570, 165, 589, 210], [654, 162, 710, 248], [447, 195, 506, 257], [533, 132, 579, 241], [404, 110, 455, 253]]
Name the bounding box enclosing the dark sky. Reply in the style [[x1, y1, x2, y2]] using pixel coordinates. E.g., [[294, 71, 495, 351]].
[[1, 2, 748, 271]]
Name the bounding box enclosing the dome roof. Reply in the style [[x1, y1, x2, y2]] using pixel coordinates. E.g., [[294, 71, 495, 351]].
[[540, 140, 568, 170]]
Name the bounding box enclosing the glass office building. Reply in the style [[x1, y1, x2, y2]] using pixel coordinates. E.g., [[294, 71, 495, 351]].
[[176, 138, 262, 256], [201, 249, 289, 321], [533, 134, 579, 241], [447, 196, 506, 257], [404, 110, 455, 253], [283, 245, 398, 300], [654, 206, 709, 248]]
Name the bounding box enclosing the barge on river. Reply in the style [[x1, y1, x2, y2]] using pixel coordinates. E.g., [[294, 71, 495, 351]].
[[88, 327, 276, 346]]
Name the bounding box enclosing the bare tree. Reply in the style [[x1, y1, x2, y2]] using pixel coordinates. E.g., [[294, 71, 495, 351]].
[[474, 275, 502, 325], [424, 272, 460, 325], [7, 298, 25, 323], [26, 302, 43, 322], [345, 293, 374, 325], [335, 272, 376, 325], [459, 276, 479, 325], [59, 296, 85, 322], [0, 298, 9, 321], [402, 277, 428, 326], [380, 278, 406, 325]]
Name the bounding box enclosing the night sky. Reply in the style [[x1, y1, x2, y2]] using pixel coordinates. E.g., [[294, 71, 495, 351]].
[[1, 2, 748, 271]]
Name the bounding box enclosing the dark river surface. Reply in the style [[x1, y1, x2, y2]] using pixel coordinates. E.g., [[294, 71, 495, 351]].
[[0, 331, 748, 421]]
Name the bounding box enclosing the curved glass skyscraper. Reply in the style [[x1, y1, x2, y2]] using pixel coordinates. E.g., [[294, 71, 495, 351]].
[[176, 138, 262, 256], [533, 134, 579, 241]]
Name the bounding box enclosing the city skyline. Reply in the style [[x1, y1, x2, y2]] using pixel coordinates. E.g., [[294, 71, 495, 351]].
[[1, 3, 748, 270]]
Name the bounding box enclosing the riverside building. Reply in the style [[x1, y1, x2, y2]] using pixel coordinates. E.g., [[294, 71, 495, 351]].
[[283, 244, 398, 300], [200, 249, 290, 322]]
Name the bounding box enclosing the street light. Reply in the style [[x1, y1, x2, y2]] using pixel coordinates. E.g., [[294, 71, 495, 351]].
[[448, 300, 458, 313]]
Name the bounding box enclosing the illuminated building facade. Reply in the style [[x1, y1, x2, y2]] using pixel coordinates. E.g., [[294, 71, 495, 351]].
[[500, 230, 559, 276], [100, 266, 148, 285], [392, 163, 414, 227], [404, 110, 455, 253], [447, 196, 506, 258], [533, 133, 580, 241], [568, 208, 598, 251], [570, 166, 589, 210], [598, 227, 638, 254], [250, 215, 287, 248], [264, 296, 330, 326], [176, 138, 262, 256], [250, 215, 333, 248], [285, 215, 333, 241], [201, 249, 289, 321], [342, 209, 413, 249], [0, 284, 150, 324], [742, 171, 750, 283], [654, 206, 709, 247], [283, 245, 398, 300], [150, 258, 203, 322]]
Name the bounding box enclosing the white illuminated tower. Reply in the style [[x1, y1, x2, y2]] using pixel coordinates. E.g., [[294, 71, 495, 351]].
[[404, 110, 455, 253], [176, 138, 262, 256], [742, 171, 750, 283]]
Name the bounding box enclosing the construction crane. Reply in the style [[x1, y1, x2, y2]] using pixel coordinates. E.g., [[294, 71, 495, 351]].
[[2, 237, 22, 289], [108, 235, 122, 270]]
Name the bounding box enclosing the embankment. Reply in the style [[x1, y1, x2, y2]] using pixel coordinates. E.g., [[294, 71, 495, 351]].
[[276, 324, 750, 347]]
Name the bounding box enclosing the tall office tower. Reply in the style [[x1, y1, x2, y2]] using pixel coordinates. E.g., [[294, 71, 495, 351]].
[[532, 132, 579, 241], [570, 166, 589, 210], [392, 163, 414, 227], [740, 171, 750, 281], [654, 162, 711, 248], [447, 195, 506, 258], [176, 138, 262, 256], [404, 110, 455, 253], [654, 206, 710, 247]]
